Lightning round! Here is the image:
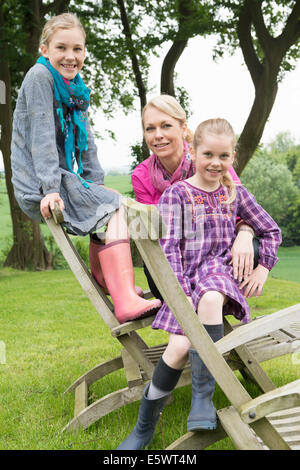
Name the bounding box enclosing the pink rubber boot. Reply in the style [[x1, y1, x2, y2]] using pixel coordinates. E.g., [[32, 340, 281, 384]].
[[97, 240, 162, 324], [89, 235, 144, 297]]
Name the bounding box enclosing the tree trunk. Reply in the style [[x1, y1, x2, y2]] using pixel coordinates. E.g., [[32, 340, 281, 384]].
[[236, 68, 278, 174], [116, 0, 148, 159], [23, 0, 43, 72], [160, 0, 196, 96], [116, 0, 147, 111], [236, 0, 300, 175], [0, 2, 52, 270], [161, 40, 188, 96]]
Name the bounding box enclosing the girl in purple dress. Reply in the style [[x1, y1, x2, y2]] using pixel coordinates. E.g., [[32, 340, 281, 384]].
[[117, 118, 281, 450]]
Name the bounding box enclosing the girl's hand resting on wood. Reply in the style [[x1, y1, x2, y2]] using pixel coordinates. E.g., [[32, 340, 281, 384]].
[[230, 229, 254, 282], [239, 264, 269, 298], [40, 192, 65, 219]]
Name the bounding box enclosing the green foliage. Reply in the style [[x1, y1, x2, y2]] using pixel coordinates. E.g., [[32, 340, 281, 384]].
[[280, 194, 300, 247], [267, 131, 296, 156], [73, 237, 90, 267], [241, 131, 300, 247], [241, 151, 298, 225]]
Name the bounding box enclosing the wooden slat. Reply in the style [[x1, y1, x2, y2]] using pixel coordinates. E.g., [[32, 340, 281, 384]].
[[122, 349, 143, 388], [223, 318, 275, 393], [239, 379, 300, 424], [63, 384, 146, 432], [166, 426, 227, 451], [218, 407, 265, 450], [74, 380, 88, 417], [65, 356, 123, 393], [111, 315, 155, 337], [45, 218, 117, 328], [216, 304, 300, 356], [117, 332, 155, 380]]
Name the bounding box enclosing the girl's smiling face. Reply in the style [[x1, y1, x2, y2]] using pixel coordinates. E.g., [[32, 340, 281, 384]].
[[194, 132, 235, 190], [40, 27, 86, 80]]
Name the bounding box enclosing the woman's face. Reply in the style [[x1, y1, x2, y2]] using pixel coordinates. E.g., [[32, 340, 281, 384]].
[[40, 27, 86, 80], [143, 106, 187, 163]]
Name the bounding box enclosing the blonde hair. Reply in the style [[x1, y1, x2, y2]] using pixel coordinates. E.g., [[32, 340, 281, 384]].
[[39, 13, 86, 48], [193, 118, 237, 204], [142, 95, 193, 144]]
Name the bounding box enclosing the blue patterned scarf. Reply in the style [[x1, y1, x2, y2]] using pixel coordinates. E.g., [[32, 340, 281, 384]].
[[37, 56, 91, 187]]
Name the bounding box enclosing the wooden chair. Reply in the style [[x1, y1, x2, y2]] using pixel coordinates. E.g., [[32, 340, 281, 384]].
[[45, 201, 300, 449]]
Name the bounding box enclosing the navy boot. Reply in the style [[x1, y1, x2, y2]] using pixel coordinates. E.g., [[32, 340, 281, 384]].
[[187, 324, 224, 431], [117, 383, 169, 450]]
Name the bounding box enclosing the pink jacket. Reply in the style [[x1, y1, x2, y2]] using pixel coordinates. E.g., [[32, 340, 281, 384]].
[[132, 157, 241, 205]]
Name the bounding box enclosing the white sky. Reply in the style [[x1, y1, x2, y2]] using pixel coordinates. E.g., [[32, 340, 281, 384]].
[[1, 35, 299, 172]]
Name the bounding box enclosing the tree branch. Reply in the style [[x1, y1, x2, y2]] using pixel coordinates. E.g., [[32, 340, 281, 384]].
[[42, 0, 70, 16], [160, 40, 188, 96], [160, 0, 195, 96], [116, 0, 147, 110], [275, 1, 300, 54], [248, 0, 274, 56], [237, 0, 262, 86]]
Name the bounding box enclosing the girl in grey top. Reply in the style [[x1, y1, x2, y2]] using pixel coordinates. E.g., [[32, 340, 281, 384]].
[[11, 13, 161, 324]]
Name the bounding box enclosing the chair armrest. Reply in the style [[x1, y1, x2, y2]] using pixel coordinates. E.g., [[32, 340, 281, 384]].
[[111, 314, 156, 337], [216, 303, 300, 355], [239, 379, 300, 423], [50, 203, 64, 224]]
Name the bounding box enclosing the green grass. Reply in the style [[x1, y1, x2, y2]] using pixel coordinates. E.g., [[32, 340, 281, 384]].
[[104, 174, 132, 196], [0, 178, 12, 253], [0, 266, 299, 450], [1, 175, 300, 449], [271, 246, 300, 283]]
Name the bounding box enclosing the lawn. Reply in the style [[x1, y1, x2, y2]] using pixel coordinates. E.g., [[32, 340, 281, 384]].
[[0, 264, 300, 450], [271, 246, 300, 283], [0, 174, 300, 450]]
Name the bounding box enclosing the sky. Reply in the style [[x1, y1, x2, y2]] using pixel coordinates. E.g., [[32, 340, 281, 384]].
[[1, 35, 299, 172], [93, 35, 300, 172]]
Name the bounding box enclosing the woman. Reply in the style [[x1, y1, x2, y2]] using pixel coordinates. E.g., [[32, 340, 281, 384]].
[[132, 95, 256, 300]]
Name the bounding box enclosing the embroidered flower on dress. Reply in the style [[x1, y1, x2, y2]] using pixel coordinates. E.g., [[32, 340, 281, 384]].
[[218, 194, 227, 204], [194, 194, 204, 205]]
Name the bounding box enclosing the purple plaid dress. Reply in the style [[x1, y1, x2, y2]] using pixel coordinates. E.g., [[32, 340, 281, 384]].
[[152, 181, 281, 335]]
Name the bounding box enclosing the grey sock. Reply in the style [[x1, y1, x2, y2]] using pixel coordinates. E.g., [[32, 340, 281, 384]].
[[147, 357, 183, 400], [147, 382, 169, 400]]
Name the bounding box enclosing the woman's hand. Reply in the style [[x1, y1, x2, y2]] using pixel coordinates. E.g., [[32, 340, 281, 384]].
[[239, 264, 269, 298], [40, 192, 65, 219], [230, 228, 254, 282]]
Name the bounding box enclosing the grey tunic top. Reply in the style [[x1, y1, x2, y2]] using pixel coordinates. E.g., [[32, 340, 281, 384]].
[[11, 63, 121, 235]]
